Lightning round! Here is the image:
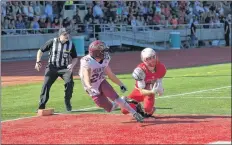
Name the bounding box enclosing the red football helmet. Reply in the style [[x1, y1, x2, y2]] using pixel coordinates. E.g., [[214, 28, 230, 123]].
[[88, 40, 109, 60]]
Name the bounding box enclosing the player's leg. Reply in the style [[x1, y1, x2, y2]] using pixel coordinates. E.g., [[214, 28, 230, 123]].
[[100, 80, 144, 122], [92, 93, 114, 112], [38, 66, 59, 109], [121, 88, 144, 114], [143, 94, 155, 117]]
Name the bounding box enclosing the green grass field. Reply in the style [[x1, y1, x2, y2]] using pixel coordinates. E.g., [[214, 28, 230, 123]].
[[2, 63, 231, 121]]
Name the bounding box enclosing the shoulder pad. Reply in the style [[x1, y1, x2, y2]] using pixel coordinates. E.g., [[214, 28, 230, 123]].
[[132, 67, 146, 81]]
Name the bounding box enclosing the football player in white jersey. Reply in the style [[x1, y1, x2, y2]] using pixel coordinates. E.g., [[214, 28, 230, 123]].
[[79, 40, 144, 122]]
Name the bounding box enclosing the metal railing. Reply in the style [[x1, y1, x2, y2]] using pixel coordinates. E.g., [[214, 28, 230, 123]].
[[1, 23, 231, 50]]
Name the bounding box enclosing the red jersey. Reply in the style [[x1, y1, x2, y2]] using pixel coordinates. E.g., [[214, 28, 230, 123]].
[[135, 61, 166, 89]]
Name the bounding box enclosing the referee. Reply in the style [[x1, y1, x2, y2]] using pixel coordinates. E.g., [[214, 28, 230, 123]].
[[35, 28, 78, 111]]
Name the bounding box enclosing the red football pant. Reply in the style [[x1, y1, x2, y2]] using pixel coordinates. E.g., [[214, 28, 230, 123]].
[[121, 88, 155, 115]]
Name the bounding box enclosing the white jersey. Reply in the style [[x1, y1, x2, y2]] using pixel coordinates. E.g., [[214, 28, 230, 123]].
[[79, 54, 110, 94]]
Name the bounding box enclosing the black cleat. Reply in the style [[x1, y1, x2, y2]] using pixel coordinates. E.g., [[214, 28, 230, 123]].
[[122, 96, 139, 104], [65, 101, 72, 112], [133, 112, 144, 123], [136, 103, 145, 117]]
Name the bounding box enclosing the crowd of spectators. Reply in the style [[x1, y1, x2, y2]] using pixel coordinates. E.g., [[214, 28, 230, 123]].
[[1, 1, 232, 35]]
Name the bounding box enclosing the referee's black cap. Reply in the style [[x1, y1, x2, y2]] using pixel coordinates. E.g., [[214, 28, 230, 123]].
[[58, 28, 70, 36]]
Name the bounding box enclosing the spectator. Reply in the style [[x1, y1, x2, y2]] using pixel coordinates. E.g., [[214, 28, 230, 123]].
[[12, 1, 22, 19], [23, 16, 31, 29], [217, 2, 224, 16], [45, 1, 53, 22], [164, 16, 170, 28], [3, 17, 10, 29], [30, 17, 40, 33], [160, 15, 166, 26], [122, 4, 129, 17], [5, 5, 14, 20], [204, 13, 211, 28], [84, 8, 93, 23], [203, 3, 210, 13], [153, 12, 161, 25], [224, 16, 231, 46], [27, 2, 34, 18], [39, 16, 47, 33], [22, 1, 29, 17], [146, 15, 154, 26], [34, 1, 42, 19], [131, 15, 137, 31], [52, 2, 60, 18], [190, 18, 197, 47], [93, 2, 104, 18], [73, 9, 82, 23], [156, 2, 161, 13], [178, 9, 185, 24], [1, 2, 7, 18], [68, 18, 78, 35], [15, 15, 26, 34], [163, 3, 171, 18], [171, 15, 178, 29], [52, 17, 61, 29], [214, 16, 221, 28], [6, 20, 16, 35], [63, 17, 71, 28], [209, 2, 216, 12]]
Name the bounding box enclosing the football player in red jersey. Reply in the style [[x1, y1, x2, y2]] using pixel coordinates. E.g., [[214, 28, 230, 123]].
[[121, 48, 167, 118]]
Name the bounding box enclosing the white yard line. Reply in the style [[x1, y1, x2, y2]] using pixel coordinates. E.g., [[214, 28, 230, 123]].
[[2, 86, 231, 122], [156, 86, 231, 99], [174, 97, 231, 99], [1, 116, 39, 123]]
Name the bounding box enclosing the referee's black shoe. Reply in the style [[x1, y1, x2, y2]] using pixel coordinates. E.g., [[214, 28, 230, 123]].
[[65, 100, 72, 112]]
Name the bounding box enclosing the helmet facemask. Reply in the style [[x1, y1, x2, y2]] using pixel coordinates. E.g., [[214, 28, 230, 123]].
[[143, 54, 156, 67]]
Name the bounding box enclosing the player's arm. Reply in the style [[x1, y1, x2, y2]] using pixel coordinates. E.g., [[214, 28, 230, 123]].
[[105, 66, 124, 86], [80, 59, 92, 89], [132, 67, 155, 96]]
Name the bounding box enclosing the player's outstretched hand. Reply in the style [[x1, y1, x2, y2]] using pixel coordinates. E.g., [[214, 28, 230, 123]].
[[152, 79, 164, 96], [120, 85, 127, 93]]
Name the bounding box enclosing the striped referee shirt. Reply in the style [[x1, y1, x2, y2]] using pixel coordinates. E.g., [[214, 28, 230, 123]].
[[40, 38, 77, 68]]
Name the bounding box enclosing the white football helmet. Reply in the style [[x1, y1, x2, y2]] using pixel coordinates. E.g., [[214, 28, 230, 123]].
[[141, 48, 156, 67]]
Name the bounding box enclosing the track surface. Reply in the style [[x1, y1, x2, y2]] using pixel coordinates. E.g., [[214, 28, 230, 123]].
[[2, 114, 231, 144]]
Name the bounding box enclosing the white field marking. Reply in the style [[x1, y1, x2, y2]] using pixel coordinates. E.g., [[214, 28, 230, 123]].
[[156, 86, 231, 100], [71, 107, 98, 111], [2, 86, 231, 122], [1, 116, 39, 123], [174, 97, 231, 99], [207, 141, 231, 144]]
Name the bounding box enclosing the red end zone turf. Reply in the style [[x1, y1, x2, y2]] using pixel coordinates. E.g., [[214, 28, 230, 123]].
[[1, 114, 231, 144]]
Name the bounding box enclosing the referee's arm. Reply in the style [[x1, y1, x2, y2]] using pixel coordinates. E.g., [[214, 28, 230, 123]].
[[36, 39, 53, 62]]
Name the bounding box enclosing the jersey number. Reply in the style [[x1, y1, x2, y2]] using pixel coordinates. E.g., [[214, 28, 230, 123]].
[[90, 72, 104, 83]]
